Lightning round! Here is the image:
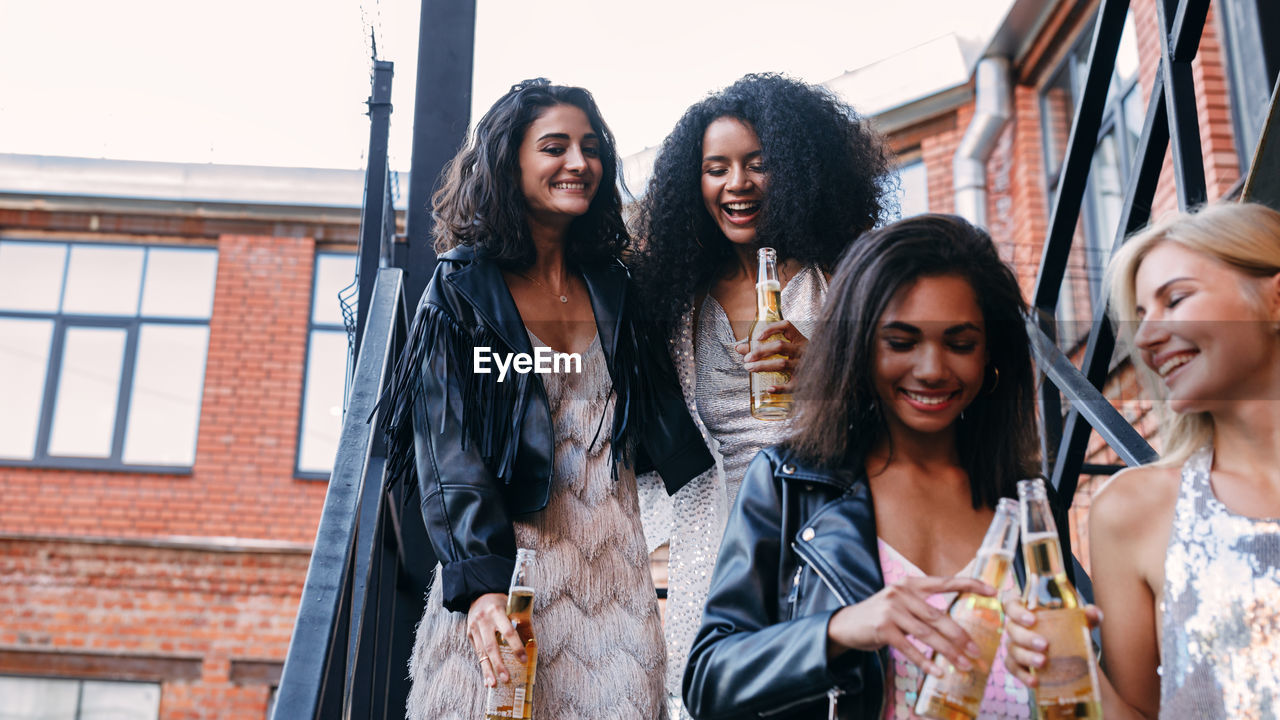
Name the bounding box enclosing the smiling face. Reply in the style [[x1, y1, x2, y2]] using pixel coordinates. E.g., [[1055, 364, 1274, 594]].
[[1132, 242, 1280, 412], [873, 274, 988, 439], [517, 103, 602, 227], [700, 116, 768, 246]]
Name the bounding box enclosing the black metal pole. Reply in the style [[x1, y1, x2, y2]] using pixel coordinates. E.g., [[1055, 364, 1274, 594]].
[[355, 60, 395, 363], [402, 0, 476, 310]]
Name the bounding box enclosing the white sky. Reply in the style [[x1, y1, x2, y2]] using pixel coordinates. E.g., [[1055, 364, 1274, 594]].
[[0, 0, 1012, 172]]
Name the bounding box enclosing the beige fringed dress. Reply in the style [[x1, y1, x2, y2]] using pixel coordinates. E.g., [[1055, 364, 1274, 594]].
[[407, 333, 668, 720]]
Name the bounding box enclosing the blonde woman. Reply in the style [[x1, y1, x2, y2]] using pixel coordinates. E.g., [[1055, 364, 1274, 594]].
[[1004, 202, 1280, 719]]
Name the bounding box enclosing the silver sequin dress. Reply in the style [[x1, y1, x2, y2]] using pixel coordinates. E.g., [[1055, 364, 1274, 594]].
[[408, 333, 668, 720], [639, 265, 828, 719], [1160, 445, 1280, 718]]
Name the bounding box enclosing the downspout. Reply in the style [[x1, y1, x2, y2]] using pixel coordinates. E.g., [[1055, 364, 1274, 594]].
[[953, 56, 1012, 228]]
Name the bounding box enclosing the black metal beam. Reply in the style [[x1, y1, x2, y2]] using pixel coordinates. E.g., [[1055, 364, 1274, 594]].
[[1048, 70, 1170, 497], [403, 0, 477, 310], [1028, 317, 1158, 469], [1157, 0, 1208, 209], [1032, 0, 1130, 313], [1242, 77, 1280, 211], [273, 269, 404, 720], [355, 60, 395, 368]]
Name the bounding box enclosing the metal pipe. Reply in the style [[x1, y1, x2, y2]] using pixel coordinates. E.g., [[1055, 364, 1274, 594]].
[[953, 56, 1012, 228]]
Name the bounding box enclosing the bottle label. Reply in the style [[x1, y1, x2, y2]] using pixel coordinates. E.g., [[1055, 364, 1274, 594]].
[[483, 643, 532, 719], [1033, 608, 1100, 706], [917, 606, 1002, 713]]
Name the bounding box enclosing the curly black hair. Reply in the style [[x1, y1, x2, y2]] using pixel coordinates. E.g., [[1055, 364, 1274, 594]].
[[632, 73, 894, 332], [431, 78, 629, 269], [786, 214, 1040, 510]]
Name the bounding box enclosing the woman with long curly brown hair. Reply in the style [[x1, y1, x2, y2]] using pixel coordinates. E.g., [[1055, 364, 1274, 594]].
[[630, 72, 895, 717]]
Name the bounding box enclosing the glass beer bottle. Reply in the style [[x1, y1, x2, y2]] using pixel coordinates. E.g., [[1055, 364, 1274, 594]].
[[1017, 479, 1101, 719], [484, 548, 538, 720], [915, 497, 1020, 720], [748, 247, 792, 420]]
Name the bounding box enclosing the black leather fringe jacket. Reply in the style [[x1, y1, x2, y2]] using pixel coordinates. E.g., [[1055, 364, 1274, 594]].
[[379, 246, 713, 612]]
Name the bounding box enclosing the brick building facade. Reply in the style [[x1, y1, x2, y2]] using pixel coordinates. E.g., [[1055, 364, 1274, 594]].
[[0, 158, 382, 719], [1, 0, 1274, 716]]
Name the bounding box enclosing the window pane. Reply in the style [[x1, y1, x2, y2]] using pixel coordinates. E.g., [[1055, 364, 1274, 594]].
[[894, 160, 929, 219], [122, 324, 209, 466], [0, 318, 54, 459], [62, 246, 144, 316], [0, 676, 79, 719], [140, 248, 218, 319], [0, 241, 67, 312], [1041, 65, 1074, 186], [80, 680, 161, 720], [298, 330, 349, 474], [312, 254, 356, 326], [48, 326, 127, 457], [1087, 130, 1126, 273]]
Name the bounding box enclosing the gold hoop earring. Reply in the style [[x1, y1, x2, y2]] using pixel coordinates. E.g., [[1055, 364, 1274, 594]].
[[986, 366, 1000, 395]]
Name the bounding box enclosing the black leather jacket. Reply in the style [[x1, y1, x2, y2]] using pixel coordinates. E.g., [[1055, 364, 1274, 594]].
[[389, 246, 713, 613], [684, 446, 1054, 720]]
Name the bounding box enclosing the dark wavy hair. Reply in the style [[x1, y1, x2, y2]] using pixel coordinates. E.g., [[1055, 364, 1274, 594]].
[[431, 78, 629, 268], [632, 73, 894, 332], [786, 214, 1039, 510]]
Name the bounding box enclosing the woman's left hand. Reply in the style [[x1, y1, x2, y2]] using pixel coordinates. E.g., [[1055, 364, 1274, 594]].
[[736, 320, 808, 392]]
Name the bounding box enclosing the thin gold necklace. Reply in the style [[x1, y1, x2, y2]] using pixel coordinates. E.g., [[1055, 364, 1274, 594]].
[[515, 271, 570, 303]]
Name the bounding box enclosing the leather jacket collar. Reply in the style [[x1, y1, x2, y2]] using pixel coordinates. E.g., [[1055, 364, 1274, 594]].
[[440, 245, 627, 366]]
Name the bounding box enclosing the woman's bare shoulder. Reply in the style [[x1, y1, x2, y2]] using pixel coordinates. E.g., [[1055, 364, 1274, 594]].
[[1090, 464, 1181, 541]]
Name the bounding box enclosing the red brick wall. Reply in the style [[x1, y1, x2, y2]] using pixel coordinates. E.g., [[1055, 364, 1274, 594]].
[[0, 537, 307, 720], [0, 227, 340, 718], [0, 234, 328, 543]]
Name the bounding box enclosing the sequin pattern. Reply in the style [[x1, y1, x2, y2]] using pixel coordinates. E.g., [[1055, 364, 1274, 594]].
[[877, 540, 1032, 720], [637, 265, 827, 720], [1160, 446, 1280, 719]]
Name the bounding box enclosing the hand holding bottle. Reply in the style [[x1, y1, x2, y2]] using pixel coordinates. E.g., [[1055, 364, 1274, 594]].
[[826, 575, 996, 677], [736, 319, 809, 391], [468, 592, 527, 687], [1001, 593, 1103, 689]]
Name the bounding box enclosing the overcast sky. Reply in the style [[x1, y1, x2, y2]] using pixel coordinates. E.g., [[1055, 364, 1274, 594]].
[[0, 0, 1012, 171]]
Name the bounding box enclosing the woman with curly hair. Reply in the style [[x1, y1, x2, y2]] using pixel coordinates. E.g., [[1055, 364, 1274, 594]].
[[383, 78, 712, 719], [631, 72, 894, 716]]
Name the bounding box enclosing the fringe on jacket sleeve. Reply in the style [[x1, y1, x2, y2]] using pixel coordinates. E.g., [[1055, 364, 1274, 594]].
[[375, 299, 530, 489]]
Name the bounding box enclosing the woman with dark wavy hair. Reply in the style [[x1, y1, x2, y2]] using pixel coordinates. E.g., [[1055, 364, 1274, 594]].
[[684, 214, 1042, 719], [384, 78, 712, 719], [630, 72, 893, 715]]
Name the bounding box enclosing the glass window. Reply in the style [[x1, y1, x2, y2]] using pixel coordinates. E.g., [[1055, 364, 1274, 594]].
[[47, 326, 128, 458], [62, 245, 145, 316], [0, 318, 54, 459], [122, 324, 210, 466], [0, 239, 217, 470], [0, 241, 66, 312], [0, 676, 160, 720], [893, 158, 929, 220], [1218, 0, 1280, 166], [297, 252, 356, 476]]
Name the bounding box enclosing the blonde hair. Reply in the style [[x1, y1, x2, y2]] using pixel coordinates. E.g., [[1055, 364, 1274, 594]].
[[1106, 201, 1280, 465]]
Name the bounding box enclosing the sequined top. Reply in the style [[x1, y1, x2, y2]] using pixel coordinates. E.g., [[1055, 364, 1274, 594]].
[[636, 264, 828, 720], [1160, 445, 1280, 719], [694, 264, 827, 498], [878, 540, 1031, 720]]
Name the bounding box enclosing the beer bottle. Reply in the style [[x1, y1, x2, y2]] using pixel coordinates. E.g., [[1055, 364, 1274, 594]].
[[915, 497, 1020, 720], [484, 548, 538, 720], [1017, 479, 1101, 719], [748, 247, 792, 420]]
